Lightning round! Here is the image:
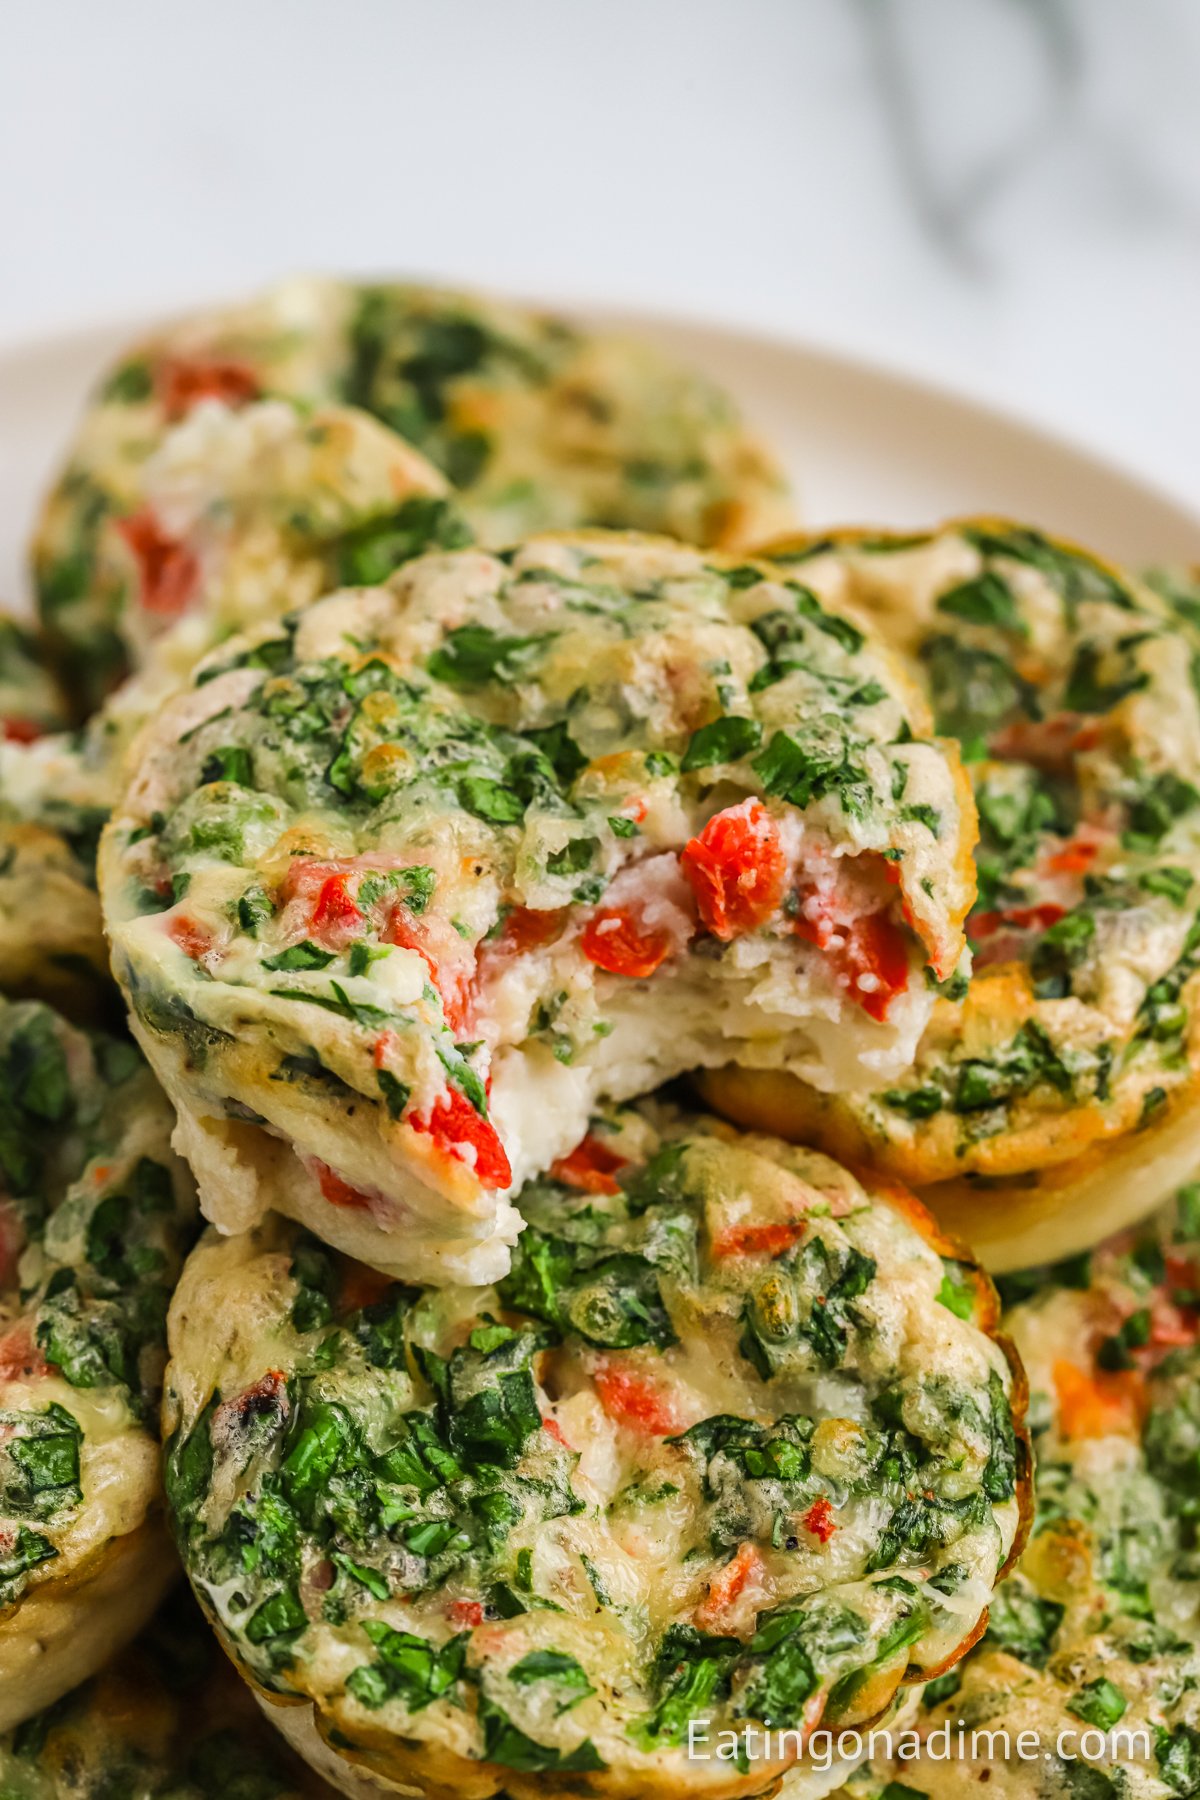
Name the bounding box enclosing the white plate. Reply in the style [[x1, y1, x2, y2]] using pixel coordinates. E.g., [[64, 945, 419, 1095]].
[[1, 303, 1197, 610]]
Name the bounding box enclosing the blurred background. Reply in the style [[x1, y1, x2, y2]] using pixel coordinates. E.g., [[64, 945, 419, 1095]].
[[2, 0, 1198, 507]]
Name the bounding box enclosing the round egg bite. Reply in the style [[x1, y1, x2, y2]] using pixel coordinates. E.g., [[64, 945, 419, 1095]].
[[0, 1587, 337, 1800], [837, 1178, 1200, 1800], [0, 997, 196, 1728], [700, 520, 1200, 1271], [0, 731, 115, 1020], [162, 1106, 1029, 1800], [99, 530, 977, 1284], [86, 397, 460, 722], [33, 278, 794, 713]]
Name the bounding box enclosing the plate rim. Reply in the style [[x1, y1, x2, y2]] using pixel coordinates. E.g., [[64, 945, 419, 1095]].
[[1, 284, 1197, 540]]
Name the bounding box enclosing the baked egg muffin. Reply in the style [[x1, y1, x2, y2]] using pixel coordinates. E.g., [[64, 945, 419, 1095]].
[[701, 521, 1200, 1270], [162, 1105, 1029, 1800], [0, 1587, 336, 1800], [836, 1178, 1200, 1799], [0, 730, 115, 1018], [0, 997, 196, 1728], [34, 277, 794, 711], [83, 397, 461, 715], [100, 530, 977, 1283]]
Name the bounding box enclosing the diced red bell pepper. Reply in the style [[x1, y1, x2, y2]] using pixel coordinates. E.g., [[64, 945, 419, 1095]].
[[794, 887, 910, 1023], [680, 799, 787, 940], [1165, 1252, 1200, 1296], [2, 718, 44, 744], [166, 913, 213, 962], [549, 1134, 629, 1195], [1148, 1292, 1200, 1351], [157, 355, 261, 421], [494, 906, 570, 954], [383, 911, 472, 1035], [711, 1219, 807, 1261], [311, 874, 365, 945], [337, 1261, 395, 1315], [0, 1320, 50, 1381], [1054, 1358, 1145, 1439], [276, 862, 368, 951], [1044, 839, 1098, 876], [314, 1160, 374, 1211], [695, 1542, 765, 1628], [593, 1358, 682, 1436], [446, 1599, 484, 1628], [992, 714, 1100, 765], [970, 901, 1065, 941], [116, 510, 200, 619], [802, 1496, 837, 1544], [410, 1085, 512, 1190], [581, 907, 675, 979]]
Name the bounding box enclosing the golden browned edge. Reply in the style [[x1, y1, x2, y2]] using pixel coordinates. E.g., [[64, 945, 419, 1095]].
[[921, 1069, 1200, 1274], [699, 451, 797, 556], [696, 973, 1200, 1186]]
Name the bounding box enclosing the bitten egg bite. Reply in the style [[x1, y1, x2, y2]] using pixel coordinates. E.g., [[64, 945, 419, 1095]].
[[0, 997, 196, 1728], [33, 277, 794, 712], [701, 521, 1200, 1270], [837, 1176, 1200, 1800], [162, 1106, 1029, 1800], [0, 1587, 336, 1800], [0, 730, 115, 1019], [100, 530, 976, 1284]]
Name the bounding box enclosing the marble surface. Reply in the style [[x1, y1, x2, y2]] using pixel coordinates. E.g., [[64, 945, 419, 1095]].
[[2, 0, 1198, 513]]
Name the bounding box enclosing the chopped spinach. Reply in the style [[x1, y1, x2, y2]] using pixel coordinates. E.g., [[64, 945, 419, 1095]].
[[681, 715, 763, 771], [427, 624, 551, 690], [346, 1622, 467, 1711]]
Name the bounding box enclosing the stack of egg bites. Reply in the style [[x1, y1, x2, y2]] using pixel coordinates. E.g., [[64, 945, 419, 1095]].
[[3, 277, 1199, 1800]]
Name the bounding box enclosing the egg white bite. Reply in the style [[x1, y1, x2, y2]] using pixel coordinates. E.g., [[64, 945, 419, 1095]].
[[0, 615, 111, 1019], [834, 1177, 1200, 1800], [0, 731, 116, 1020], [0, 1586, 337, 1799], [33, 277, 794, 715], [162, 1104, 1028, 1800], [100, 531, 976, 1283], [702, 520, 1200, 1271], [97, 398, 459, 709], [0, 997, 196, 1729]]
